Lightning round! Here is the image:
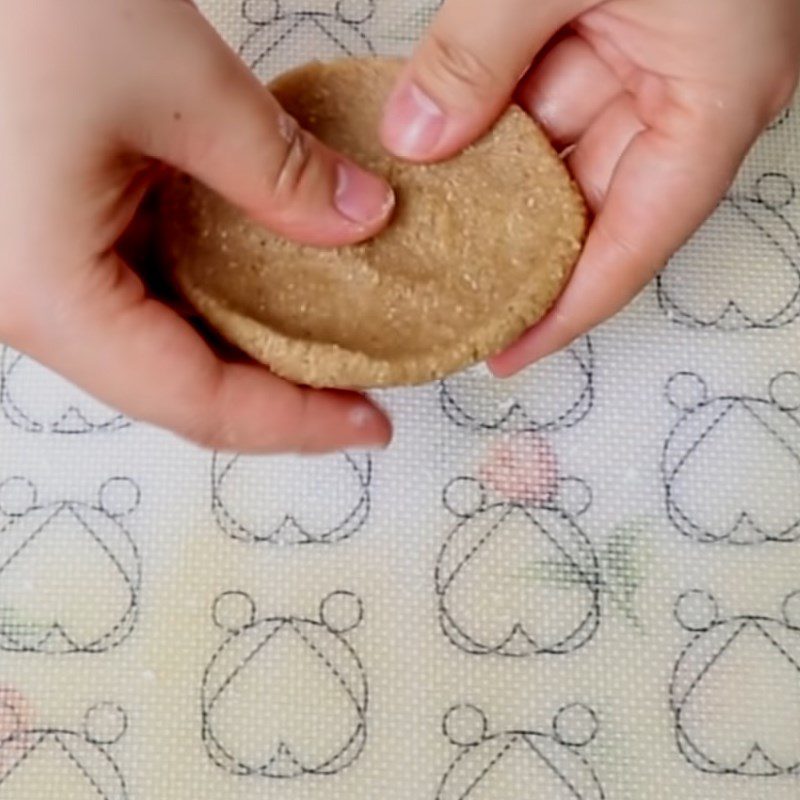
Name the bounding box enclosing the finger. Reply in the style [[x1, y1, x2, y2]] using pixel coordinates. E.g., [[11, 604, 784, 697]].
[[516, 34, 623, 149], [381, 0, 595, 161], [17, 253, 391, 454], [122, 1, 394, 247], [567, 93, 645, 210], [490, 118, 753, 375]]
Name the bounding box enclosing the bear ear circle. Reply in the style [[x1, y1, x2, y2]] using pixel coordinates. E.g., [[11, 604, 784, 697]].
[[212, 591, 257, 634], [443, 704, 488, 747], [98, 478, 141, 518], [84, 703, 128, 746], [666, 373, 708, 412], [320, 591, 363, 634], [443, 477, 487, 519], [769, 372, 800, 412], [242, 0, 281, 25], [0, 478, 37, 517], [556, 477, 592, 517], [675, 590, 720, 632], [335, 0, 375, 24], [755, 172, 795, 210], [781, 591, 800, 629], [553, 703, 599, 747]]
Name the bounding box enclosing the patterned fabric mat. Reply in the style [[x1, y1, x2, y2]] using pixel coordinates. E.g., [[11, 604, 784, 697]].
[[0, 1, 799, 798]]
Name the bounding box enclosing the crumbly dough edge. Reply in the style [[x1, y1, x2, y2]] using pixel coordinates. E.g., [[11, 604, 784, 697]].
[[176, 236, 582, 389]]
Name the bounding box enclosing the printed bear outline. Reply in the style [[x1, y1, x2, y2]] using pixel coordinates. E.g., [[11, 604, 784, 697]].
[[440, 337, 594, 433], [436, 703, 605, 800], [239, 0, 376, 75], [0, 347, 130, 435], [435, 472, 601, 657], [0, 702, 129, 799], [657, 173, 800, 330], [379, 0, 444, 43], [201, 590, 368, 778], [671, 589, 800, 777], [662, 371, 800, 544], [0, 477, 141, 653], [212, 452, 372, 544]]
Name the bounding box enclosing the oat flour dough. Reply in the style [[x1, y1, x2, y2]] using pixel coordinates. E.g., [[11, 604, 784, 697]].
[[158, 57, 586, 388]]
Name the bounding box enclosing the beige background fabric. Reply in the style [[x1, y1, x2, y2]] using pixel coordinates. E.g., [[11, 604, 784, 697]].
[[0, 1, 799, 798]]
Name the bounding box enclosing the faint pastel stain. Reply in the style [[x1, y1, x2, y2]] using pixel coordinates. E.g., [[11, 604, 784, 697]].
[[0, 688, 34, 772], [479, 433, 558, 505]]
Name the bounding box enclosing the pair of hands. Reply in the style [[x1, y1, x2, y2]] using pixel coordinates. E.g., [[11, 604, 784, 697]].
[[1, 0, 797, 453]]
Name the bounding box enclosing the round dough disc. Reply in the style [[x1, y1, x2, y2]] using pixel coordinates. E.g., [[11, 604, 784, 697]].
[[158, 57, 586, 388]]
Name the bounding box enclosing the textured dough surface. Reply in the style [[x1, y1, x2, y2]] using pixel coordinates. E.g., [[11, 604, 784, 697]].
[[158, 57, 586, 388]]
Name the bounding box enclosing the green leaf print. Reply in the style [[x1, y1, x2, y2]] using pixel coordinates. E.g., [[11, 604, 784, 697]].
[[515, 517, 651, 632]]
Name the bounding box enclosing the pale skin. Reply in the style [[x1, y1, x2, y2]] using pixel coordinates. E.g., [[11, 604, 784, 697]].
[[1, 0, 798, 453]]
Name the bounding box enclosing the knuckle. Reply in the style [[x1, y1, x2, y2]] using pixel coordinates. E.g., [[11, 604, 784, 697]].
[[0, 281, 26, 344], [175, 370, 234, 451], [595, 216, 639, 263], [181, 410, 233, 451], [194, 48, 243, 102], [419, 33, 497, 106], [264, 115, 315, 206], [580, 177, 607, 213]]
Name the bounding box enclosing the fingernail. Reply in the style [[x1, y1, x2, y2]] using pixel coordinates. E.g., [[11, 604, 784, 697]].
[[486, 353, 519, 379], [382, 82, 446, 159], [334, 163, 395, 226], [349, 403, 391, 447], [349, 403, 378, 428]]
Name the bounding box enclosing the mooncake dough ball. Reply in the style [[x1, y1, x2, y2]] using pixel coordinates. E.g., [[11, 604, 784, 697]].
[[158, 57, 586, 388]]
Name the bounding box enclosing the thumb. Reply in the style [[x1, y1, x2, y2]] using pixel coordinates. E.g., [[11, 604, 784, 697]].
[[126, 2, 394, 247], [381, 0, 595, 162]]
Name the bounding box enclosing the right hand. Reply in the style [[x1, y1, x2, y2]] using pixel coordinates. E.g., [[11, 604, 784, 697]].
[[0, 0, 395, 454], [381, 0, 800, 375]]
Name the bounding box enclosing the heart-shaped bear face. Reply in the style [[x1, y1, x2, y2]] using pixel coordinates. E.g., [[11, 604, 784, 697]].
[[439, 734, 604, 800], [0, 734, 126, 800], [0, 348, 129, 435], [436, 502, 600, 656], [437, 705, 604, 800], [212, 453, 371, 545], [0, 480, 140, 653], [440, 337, 594, 433], [672, 615, 800, 776], [663, 373, 800, 544], [240, 0, 375, 79], [0, 706, 128, 800], [657, 175, 800, 330], [243, 0, 375, 22], [202, 592, 367, 778]]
